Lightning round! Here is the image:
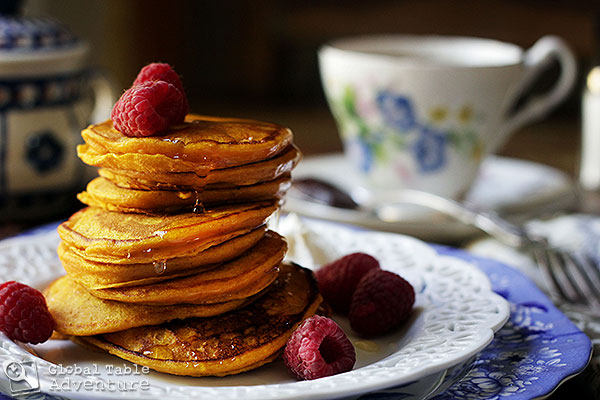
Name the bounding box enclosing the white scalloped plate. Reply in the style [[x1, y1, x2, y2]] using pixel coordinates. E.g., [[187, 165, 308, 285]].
[[0, 220, 509, 400]]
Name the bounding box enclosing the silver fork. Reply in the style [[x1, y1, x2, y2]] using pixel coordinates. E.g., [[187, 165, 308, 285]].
[[370, 189, 600, 313], [530, 241, 600, 312], [291, 179, 600, 312]]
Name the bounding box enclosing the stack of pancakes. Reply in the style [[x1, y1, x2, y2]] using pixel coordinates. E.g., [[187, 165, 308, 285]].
[[77, 115, 300, 213], [45, 115, 323, 376]]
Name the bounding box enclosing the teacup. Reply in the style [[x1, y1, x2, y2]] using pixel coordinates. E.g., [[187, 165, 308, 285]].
[[0, 16, 114, 220], [318, 35, 576, 199]]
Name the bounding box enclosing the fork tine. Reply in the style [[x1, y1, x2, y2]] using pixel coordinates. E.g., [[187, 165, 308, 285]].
[[568, 253, 600, 310], [532, 243, 600, 309], [534, 245, 586, 304], [546, 249, 587, 304], [532, 245, 570, 302], [578, 253, 600, 296], [559, 251, 600, 307]]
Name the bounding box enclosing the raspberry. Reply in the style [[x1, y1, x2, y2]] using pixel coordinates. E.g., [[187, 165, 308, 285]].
[[283, 315, 355, 380], [315, 253, 380, 314], [111, 80, 185, 137], [0, 281, 54, 344], [133, 63, 188, 120], [349, 269, 415, 337]]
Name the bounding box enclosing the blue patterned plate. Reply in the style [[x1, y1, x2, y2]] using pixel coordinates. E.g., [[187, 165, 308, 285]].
[[361, 246, 592, 400], [0, 221, 592, 400]]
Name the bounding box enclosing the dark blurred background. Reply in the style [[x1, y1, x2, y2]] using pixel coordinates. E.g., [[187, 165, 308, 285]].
[[22, 0, 600, 168]]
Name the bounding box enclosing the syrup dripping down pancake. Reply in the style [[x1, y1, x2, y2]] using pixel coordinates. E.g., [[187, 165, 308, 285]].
[[45, 275, 266, 336], [75, 263, 322, 376], [78, 176, 291, 215], [85, 144, 300, 190], [57, 202, 278, 264], [59, 227, 267, 290], [79, 114, 293, 175], [87, 231, 286, 305]]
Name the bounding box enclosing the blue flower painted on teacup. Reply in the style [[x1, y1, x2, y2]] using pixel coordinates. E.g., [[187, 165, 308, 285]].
[[332, 85, 484, 174], [345, 138, 374, 173], [413, 126, 446, 173], [376, 90, 415, 132]]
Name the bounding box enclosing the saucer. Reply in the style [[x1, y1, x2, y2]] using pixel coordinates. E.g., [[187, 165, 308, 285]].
[[284, 153, 578, 243]]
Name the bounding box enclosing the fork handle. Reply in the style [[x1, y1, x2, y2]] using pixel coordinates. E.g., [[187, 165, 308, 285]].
[[373, 190, 528, 248]]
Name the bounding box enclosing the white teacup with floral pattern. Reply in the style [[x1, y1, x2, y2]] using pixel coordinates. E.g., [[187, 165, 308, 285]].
[[318, 35, 576, 199]]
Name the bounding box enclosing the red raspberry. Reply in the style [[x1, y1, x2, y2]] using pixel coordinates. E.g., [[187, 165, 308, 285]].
[[133, 63, 188, 120], [315, 253, 380, 314], [111, 80, 185, 137], [349, 269, 415, 337], [0, 281, 54, 344], [283, 315, 355, 380]]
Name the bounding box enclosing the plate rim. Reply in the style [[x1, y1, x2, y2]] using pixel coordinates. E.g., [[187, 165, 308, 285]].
[[0, 220, 510, 400]]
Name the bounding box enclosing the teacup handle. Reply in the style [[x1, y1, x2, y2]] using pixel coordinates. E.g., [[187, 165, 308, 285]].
[[495, 36, 577, 151]]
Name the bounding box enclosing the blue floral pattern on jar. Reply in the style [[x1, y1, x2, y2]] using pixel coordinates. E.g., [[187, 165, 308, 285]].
[[25, 131, 64, 173]]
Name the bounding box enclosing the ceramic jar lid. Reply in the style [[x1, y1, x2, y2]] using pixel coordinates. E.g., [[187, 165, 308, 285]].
[[0, 15, 78, 52], [0, 7, 88, 77]]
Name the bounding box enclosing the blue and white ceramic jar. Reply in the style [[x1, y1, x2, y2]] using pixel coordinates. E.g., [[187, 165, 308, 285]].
[[0, 13, 113, 220]]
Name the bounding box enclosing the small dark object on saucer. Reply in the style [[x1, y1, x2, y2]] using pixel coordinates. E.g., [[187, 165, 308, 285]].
[[292, 178, 358, 209]]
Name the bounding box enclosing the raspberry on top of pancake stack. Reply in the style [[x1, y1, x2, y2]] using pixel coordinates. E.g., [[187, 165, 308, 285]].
[[45, 63, 322, 376]]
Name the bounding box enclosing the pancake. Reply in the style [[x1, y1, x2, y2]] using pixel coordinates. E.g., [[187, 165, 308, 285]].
[[76, 263, 322, 376], [46, 275, 266, 336], [79, 115, 293, 175], [78, 176, 291, 214], [59, 227, 267, 289], [90, 144, 300, 190], [87, 231, 286, 305], [57, 202, 277, 264]]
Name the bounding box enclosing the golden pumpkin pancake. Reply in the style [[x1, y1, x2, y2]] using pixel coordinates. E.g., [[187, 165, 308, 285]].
[[78, 176, 291, 214], [79, 114, 293, 175], [76, 263, 322, 376], [59, 227, 267, 289], [57, 202, 277, 264], [46, 275, 266, 336], [89, 144, 300, 190], [88, 231, 286, 305]]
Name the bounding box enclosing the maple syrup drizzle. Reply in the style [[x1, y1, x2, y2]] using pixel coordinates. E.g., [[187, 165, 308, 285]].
[[192, 191, 206, 214], [153, 260, 167, 275]]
